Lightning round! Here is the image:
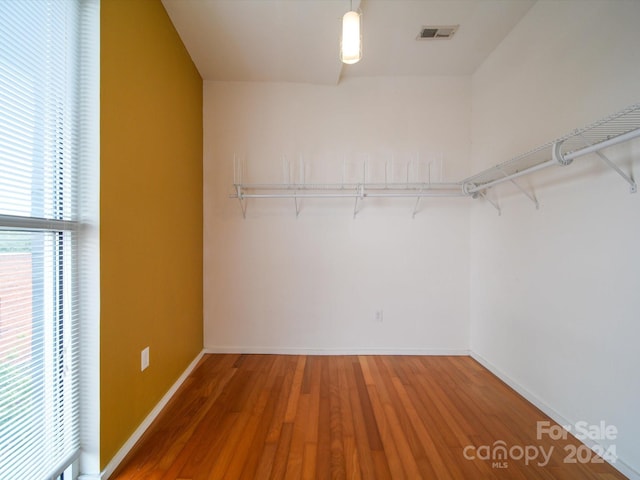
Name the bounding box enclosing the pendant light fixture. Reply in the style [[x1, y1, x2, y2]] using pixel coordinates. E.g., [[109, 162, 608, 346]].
[[340, 2, 361, 64]]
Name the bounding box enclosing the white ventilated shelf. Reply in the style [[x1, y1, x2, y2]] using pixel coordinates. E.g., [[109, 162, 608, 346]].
[[231, 103, 640, 217]]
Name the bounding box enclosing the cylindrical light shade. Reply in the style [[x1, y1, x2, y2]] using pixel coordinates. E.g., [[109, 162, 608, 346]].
[[340, 10, 361, 64]]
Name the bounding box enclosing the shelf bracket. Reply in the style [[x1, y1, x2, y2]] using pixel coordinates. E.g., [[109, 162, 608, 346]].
[[593, 149, 637, 193], [498, 167, 539, 209], [412, 185, 425, 218], [412, 196, 422, 219], [294, 193, 301, 217], [353, 185, 364, 219], [235, 185, 247, 219], [479, 191, 501, 216]]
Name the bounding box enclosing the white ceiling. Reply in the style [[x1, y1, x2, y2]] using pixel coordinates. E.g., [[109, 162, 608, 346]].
[[161, 0, 536, 85]]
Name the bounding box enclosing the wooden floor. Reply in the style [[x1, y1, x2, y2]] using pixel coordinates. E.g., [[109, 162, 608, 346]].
[[111, 354, 626, 479]]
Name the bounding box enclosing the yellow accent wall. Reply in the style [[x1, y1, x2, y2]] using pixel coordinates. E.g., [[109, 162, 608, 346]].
[[100, 0, 203, 468]]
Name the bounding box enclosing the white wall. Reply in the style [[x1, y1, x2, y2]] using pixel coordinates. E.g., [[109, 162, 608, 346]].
[[204, 77, 470, 353], [470, 1, 640, 476], [203, 2, 640, 474]]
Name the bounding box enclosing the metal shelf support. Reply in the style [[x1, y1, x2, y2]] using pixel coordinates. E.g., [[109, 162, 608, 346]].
[[593, 149, 637, 193], [235, 185, 247, 219], [498, 166, 539, 209], [353, 185, 364, 219], [479, 191, 501, 216]]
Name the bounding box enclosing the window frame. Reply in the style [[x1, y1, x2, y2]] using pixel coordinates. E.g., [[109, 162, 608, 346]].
[[0, 0, 99, 478]]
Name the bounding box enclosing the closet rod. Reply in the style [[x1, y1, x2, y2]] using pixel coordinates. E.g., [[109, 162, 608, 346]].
[[236, 191, 465, 199], [232, 182, 461, 190]]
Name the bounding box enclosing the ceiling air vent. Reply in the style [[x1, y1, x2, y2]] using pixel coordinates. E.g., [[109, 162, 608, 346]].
[[417, 25, 459, 40]]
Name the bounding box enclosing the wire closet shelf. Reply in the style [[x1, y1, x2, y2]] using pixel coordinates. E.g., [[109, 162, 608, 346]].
[[231, 102, 640, 217]]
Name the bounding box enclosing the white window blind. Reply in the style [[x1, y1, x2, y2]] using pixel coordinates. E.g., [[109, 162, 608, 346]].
[[0, 1, 84, 478]]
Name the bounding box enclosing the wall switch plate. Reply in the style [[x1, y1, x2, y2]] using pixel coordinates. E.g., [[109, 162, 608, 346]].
[[375, 309, 384, 322], [141, 347, 150, 371]]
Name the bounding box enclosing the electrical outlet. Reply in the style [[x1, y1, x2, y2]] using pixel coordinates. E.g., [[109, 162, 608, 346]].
[[375, 309, 384, 323], [141, 347, 150, 371]]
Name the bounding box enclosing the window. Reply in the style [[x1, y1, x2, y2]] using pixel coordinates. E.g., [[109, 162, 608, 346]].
[[0, 1, 94, 478]]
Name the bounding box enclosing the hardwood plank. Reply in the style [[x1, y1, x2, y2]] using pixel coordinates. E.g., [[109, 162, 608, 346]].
[[367, 357, 422, 479], [351, 359, 384, 451], [301, 354, 314, 394], [232, 353, 248, 368], [337, 357, 362, 480], [284, 393, 310, 480], [400, 382, 469, 479], [329, 356, 347, 479], [283, 355, 307, 424], [342, 435, 362, 480], [304, 357, 322, 444], [286, 357, 321, 479], [346, 357, 387, 479], [237, 374, 286, 479], [315, 357, 332, 480], [253, 442, 278, 479], [209, 357, 277, 478], [270, 422, 294, 480], [366, 384, 407, 479], [389, 374, 452, 479], [265, 356, 298, 444], [376, 357, 435, 478], [358, 355, 376, 386], [301, 443, 317, 480]]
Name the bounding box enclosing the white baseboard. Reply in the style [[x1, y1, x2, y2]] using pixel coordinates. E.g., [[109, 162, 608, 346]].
[[204, 346, 470, 356], [470, 352, 639, 480], [100, 349, 205, 480]]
